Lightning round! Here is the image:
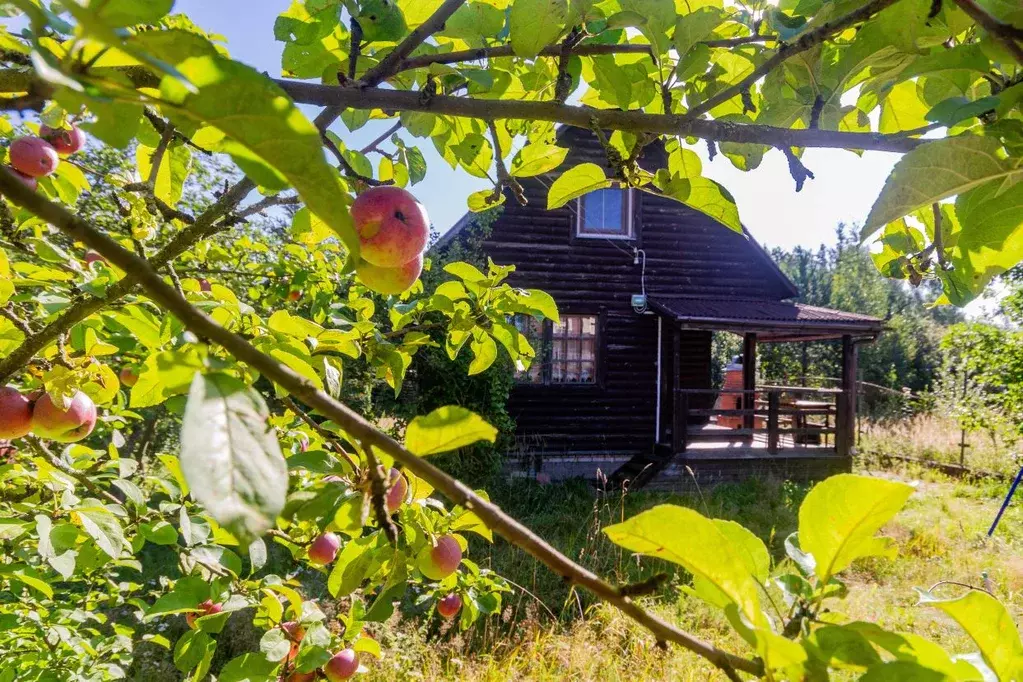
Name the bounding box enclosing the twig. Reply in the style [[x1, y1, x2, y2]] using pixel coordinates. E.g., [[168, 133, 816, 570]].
[[320, 132, 387, 186], [347, 18, 363, 81], [364, 442, 399, 544], [487, 120, 527, 206], [932, 203, 948, 270], [123, 182, 197, 224], [235, 193, 301, 218], [683, 0, 904, 121], [0, 304, 33, 335], [25, 435, 121, 506], [783, 147, 815, 192], [0, 167, 762, 682], [927, 579, 994, 597], [147, 120, 175, 187], [359, 121, 403, 155], [361, 0, 469, 87], [282, 395, 359, 472], [950, 0, 1023, 64], [143, 108, 213, 156], [166, 263, 184, 296]]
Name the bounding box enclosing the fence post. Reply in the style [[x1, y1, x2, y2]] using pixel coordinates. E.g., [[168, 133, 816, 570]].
[[768, 391, 779, 454]]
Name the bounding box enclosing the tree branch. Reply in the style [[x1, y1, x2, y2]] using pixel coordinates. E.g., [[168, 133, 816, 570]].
[[361, 0, 469, 87], [320, 131, 388, 186], [0, 166, 763, 682], [359, 120, 403, 155], [146, 120, 175, 187], [950, 0, 1023, 63], [123, 182, 197, 224], [25, 435, 121, 505], [683, 0, 904, 121], [274, 80, 925, 153]]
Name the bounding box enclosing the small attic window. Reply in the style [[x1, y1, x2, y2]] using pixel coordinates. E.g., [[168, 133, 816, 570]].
[[576, 188, 633, 240]]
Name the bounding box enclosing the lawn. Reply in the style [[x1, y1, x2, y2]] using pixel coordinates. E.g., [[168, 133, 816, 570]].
[[362, 461, 1023, 681]]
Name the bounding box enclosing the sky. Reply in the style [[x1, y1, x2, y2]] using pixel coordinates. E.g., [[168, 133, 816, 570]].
[[177, 0, 902, 253]]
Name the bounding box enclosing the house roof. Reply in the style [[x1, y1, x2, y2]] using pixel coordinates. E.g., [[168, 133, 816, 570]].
[[649, 296, 883, 342]]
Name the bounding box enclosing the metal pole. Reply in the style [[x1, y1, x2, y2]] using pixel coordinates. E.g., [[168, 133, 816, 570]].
[[989, 464, 1023, 537]]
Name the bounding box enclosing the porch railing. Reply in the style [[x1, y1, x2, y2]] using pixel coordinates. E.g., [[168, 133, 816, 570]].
[[672, 386, 851, 455]]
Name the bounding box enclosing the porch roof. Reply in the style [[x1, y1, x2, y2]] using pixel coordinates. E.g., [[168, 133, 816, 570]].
[[649, 296, 883, 342]]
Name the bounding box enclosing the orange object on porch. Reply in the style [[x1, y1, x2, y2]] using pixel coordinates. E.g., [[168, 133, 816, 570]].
[[715, 356, 745, 429]]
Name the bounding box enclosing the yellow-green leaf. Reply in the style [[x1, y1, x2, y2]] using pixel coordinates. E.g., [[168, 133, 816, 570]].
[[405, 406, 497, 456]]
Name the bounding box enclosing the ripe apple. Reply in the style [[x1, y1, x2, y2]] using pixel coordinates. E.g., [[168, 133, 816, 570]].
[[385, 468, 407, 513], [185, 599, 223, 629], [10, 136, 59, 177], [0, 386, 33, 439], [119, 367, 139, 388], [308, 532, 340, 565], [351, 186, 429, 268], [287, 290, 302, 302], [356, 253, 422, 296], [198, 278, 212, 292], [281, 621, 305, 661], [323, 648, 359, 681], [286, 672, 317, 682], [418, 535, 462, 580], [39, 124, 86, 155], [84, 251, 107, 266], [31, 391, 97, 443], [437, 593, 462, 619], [3, 166, 38, 191]]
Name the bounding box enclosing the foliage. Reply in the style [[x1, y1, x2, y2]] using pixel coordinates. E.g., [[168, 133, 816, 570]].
[[0, 1, 1020, 680]]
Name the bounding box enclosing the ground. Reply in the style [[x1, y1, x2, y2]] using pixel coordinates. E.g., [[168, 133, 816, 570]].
[[362, 460, 1023, 681]]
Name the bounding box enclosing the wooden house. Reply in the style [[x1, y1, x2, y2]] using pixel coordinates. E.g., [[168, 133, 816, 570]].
[[436, 127, 882, 489]]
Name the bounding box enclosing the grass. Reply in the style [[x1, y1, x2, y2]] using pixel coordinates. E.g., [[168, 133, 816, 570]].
[[363, 461, 1023, 681]]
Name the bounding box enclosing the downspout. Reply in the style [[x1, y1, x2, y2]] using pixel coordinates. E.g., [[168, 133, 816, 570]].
[[655, 315, 662, 443]]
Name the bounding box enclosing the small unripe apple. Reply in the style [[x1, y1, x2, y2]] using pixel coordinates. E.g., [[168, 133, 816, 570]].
[[84, 251, 106, 266], [39, 124, 86, 155], [119, 367, 138, 388], [351, 186, 429, 268], [308, 532, 340, 565], [437, 593, 462, 619], [31, 391, 97, 443], [418, 534, 462, 580], [0, 386, 33, 439], [186, 599, 222, 629], [282, 620, 305, 661], [323, 648, 359, 681], [356, 253, 422, 296], [385, 468, 407, 513], [198, 278, 212, 292], [10, 136, 59, 177], [323, 474, 344, 483], [3, 166, 37, 191]]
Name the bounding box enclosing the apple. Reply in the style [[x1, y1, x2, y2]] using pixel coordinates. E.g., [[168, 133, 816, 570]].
[[351, 186, 429, 268], [31, 391, 97, 443], [323, 649, 359, 681], [286, 672, 317, 682], [418, 535, 462, 580], [198, 278, 212, 292], [308, 532, 340, 565], [282, 621, 305, 661], [288, 290, 302, 302], [119, 367, 139, 388], [3, 166, 38, 192], [356, 253, 422, 296], [84, 251, 106, 266], [39, 124, 86, 155], [323, 474, 344, 483], [385, 468, 407, 513], [185, 599, 222, 629], [437, 593, 462, 619], [9, 136, 59, 178], [0, 386, 33, 439]]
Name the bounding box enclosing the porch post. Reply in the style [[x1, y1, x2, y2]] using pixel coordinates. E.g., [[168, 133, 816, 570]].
[[742, 332, 757, 440], [837, 334, 858, 457], [672, 324, 683, 453]]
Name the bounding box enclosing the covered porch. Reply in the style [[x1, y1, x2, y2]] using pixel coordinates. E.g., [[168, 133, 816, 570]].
[[653, 296, 883, 459]]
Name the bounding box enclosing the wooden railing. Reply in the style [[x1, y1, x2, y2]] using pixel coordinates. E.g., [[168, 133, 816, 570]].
[[672, 386, 850, 455]]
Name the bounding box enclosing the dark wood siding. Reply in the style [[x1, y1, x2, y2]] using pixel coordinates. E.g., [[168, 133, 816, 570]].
[[453, 127, 795, 456]]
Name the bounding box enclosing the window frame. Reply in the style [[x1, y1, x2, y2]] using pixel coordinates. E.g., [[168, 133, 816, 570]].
[[575, 187, 635, 241], [513, 311, 605, 388]]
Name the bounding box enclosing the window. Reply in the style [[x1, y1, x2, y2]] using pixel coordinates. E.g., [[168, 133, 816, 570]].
[[514, 314, 599, 385], [576, 188, 633, 239]]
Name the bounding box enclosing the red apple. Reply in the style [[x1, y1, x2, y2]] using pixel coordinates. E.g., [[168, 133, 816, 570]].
[[39, 124, 86, 155], [286, 672, 317, 682], [437, 593, 462, 619], [418, 534, 462, 580], [0, 386, 33, 439], [186, 599, 222, 629], [282, 621, 305, 661], [9, 136, 59, 177], [308, 532, 340, 566], [385, 468, 407, 513], [3, 166, 37, 191], [356, 253, 422, 296], [84, 251, 106, 266], [31, 391, 97, 443], [198, 278, 212, 292], [119, 367, 138, 388], [323, 648, 359, 681], [288, 290, 302, 302], [351, 186, 429, 268]]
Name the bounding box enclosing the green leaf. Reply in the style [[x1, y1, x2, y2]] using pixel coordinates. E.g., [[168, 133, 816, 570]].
[[798, 474, 913, 584], [136, 141, 192, 206], [674, 7, 723, 56], [130, 349, 204, 408], [159, 55, 357, 251], [511, 143, 569, 177], [443, 261, 487, 282], [468, 332, 498, 375], [547, 163, 612, 209], [925, 96, 1000, 126], [259, 628, 291, 662], [917, 589, 1023, 681], [859, 662, 949, 681], [218, 653, 279, 682], [174, 630, 216, 674], [510, 0, 568, 57], [405, 406, 498, 456], [357, 0, 409, 41], [604, 505, 761, 624], [846, 621, 985, 679], [863, 136, 1023, 238], [90, 0, 174, 27], [652, 170, 743, 233], [74, 500, 125, 559], [180, 373, 289, 544], [686, 519, 769, 609]]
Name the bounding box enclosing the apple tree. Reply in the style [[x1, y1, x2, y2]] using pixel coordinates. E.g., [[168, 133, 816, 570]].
[[0, 0, 1020, 680]]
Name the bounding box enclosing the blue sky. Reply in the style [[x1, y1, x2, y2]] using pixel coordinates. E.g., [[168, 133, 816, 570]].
[[176, 0, 903, 252]]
